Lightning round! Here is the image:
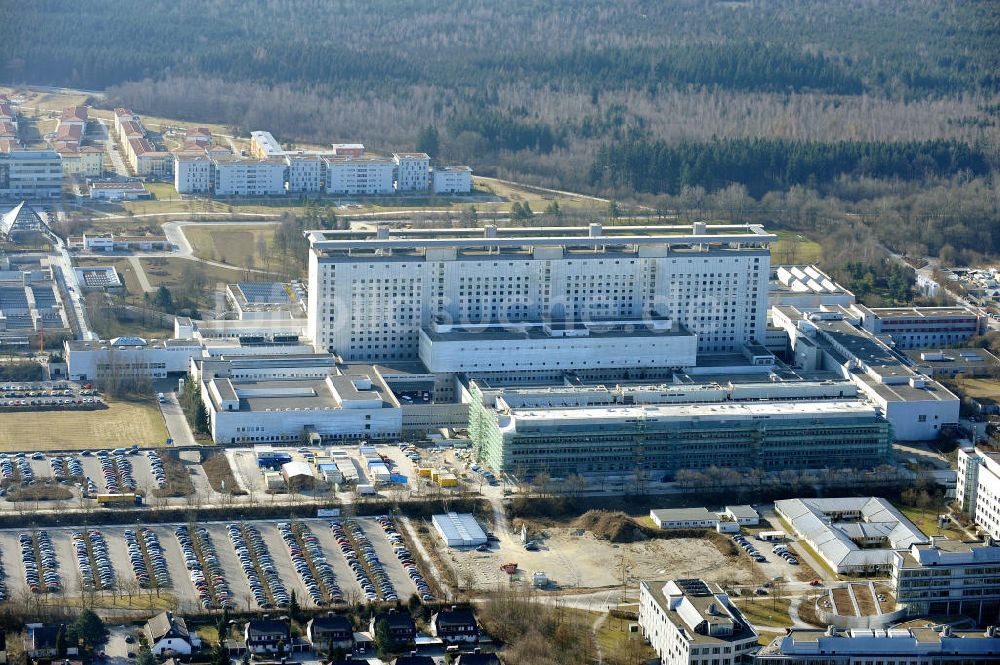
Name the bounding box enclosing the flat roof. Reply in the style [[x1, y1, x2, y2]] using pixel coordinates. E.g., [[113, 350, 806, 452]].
[[651, 507, 717, 522], [423, 320, 691, 343], [869, 306, 978, 318]]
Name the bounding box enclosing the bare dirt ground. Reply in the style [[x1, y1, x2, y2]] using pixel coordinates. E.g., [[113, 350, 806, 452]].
[[439, 524, 751, 592]]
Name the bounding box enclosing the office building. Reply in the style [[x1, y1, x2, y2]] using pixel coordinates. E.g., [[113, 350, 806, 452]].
[[755, 625, 1000, 664], [225, 282, 307, 321], [639, 579, 758, 665], [467, 380, 891, 478], [88, 181, 149, 201], [307, 223, 773, 362], [393, 152, 430, 191], [201, 368, 402, 445], [0, 151, 62, 199], [324, 156, 395, 195], [431, 166, 473, 193], [957, 447, 1000, 540], [853, 304, 986, 349], [775, 497, 928, 575], [773, 304, 960, 441], [891, 538, 1000, 624]]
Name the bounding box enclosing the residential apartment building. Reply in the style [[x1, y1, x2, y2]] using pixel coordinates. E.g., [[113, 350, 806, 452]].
[[57, 146, 103, 178], [324, 156, 395, 195], [0, 151, 62, 199], [113, 108, 171, 178], [173, 153, 213, 194], [250, 130, 284, 159], [306, 223, 772, 362], [331, 143, 364, 157], [212, 158, 286, 196], [285, 155, 323, 193], [891, 538, 1000, 625], [957, 446, 1000, 540], [755, 626, 1000, 664], [432, 165, 473, 193], [393, 152, 430, 191], [639, 579, 758, 665]]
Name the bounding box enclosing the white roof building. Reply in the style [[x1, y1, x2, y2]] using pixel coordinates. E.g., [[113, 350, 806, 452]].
[[775, 497, 928, 574], [432, 512, 487, 547]]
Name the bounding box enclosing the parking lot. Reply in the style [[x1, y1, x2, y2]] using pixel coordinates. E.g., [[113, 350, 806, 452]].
[[0, 518, 431, 611], [0, 381, 103, 411]]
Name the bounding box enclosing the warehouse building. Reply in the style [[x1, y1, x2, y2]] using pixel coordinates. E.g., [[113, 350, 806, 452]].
[[639, 578, 758, 665], [775, 497, 928, 575], [432, 513, 488, 547], [891, 538, 1000, 624]]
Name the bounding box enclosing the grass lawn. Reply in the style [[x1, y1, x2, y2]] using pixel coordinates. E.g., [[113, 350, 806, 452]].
[[0, 397, 168, 450], [900, 505, 963, 538], [772, 231, 823, 264], [141, 256, 246, 293], [954, 378, 1000, 401], [184, 224, 278, 265], [733, 597, 792, 628], [595, 613, 658, 665]]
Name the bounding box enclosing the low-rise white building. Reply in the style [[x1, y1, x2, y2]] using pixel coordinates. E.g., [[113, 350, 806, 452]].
[[202, 371, 402, 445], [325, 156, 395, 195], [723, 505, 760, 526], [650, 508, 720, 530], [432, 166, 472, 193], [89, 180, 149, 200], [432, 513, 488, 547], [639, 578, 758, 665]]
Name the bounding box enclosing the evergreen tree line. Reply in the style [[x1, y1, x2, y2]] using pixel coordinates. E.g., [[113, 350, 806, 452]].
[[591, 137, 992, 198]]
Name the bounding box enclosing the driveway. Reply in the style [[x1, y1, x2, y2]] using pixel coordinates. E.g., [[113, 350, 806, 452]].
[[159, 391, 195, 445]]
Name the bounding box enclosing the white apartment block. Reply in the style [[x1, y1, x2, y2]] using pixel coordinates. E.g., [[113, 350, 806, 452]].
[[307, 223, 772, 362], [0, 150, 62, 199], [432, 166, 472, 193], [212, 158, 286, 196], [639, 579, 758, 665], [958, 446, 1000, 540], [393, 152, 430, 191], [174, 154, 213, 194], [324, 156, 395, 195], [285, 155, 323, 193]]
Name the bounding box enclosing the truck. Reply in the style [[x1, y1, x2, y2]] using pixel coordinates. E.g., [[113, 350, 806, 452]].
[[96, 493, 143, 506]]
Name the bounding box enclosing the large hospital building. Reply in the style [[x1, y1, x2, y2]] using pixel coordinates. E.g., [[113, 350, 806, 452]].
[[307, 222, 771, 363]]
